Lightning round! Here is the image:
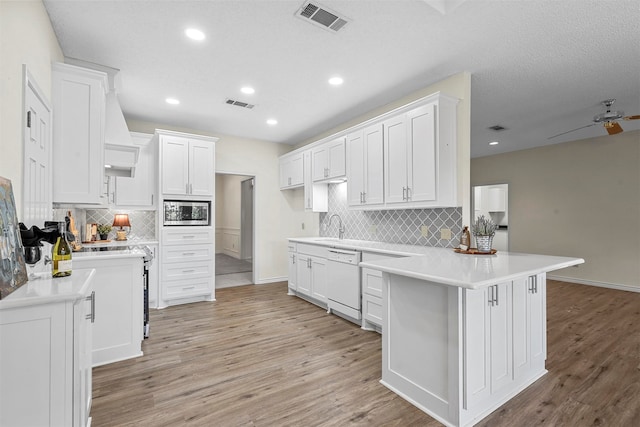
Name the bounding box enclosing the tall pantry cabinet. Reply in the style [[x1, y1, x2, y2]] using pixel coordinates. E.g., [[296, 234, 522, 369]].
[[154, 129, 218, 308]]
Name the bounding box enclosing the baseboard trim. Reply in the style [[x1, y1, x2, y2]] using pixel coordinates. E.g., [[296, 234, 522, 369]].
[[254, 276, 287, 285], [547, 275, 640, 293]]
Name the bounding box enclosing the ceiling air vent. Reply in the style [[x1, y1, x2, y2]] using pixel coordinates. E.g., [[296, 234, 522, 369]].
[[225, 99, 255, 109], [296, 1, 350, 33], [488, 125, 507, 131]]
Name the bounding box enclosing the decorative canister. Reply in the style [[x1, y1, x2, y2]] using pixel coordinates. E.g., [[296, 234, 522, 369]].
[[475, 235, 494, 253]]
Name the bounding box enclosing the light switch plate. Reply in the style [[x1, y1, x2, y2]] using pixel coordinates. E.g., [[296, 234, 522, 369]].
[[420, 225, 429, 237], [440, 228, 452, 240]]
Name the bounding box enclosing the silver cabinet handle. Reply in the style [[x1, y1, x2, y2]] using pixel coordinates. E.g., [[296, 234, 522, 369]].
[[292, 254, 295, 264], [406, 187, 411, 200], [494, 285, 499, 305], [488, 286, 493, 306], [182, 252, 196, 256], [85, 291, 95, 323], [186, 183, 189, 194], [402, 187, 407, 201], [182, 286, 196, 290], [362, 191, 366, 203], [190, 183, 193, 194], [182, 269, 196, 273]]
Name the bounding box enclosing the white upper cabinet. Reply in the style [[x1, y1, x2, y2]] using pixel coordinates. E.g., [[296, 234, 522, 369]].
[[383, 95, 458, 209], [114, 132, 156, 207], [279, 151, 304, 189], [52, 62, 108, 204], [347, 123, 384, 207], [158, 131, 216, 197], [312, 137, 346, 182]]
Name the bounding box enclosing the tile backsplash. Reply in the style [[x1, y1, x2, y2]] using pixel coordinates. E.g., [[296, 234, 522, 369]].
[[53, 208, 156, 241], [319, 183, 462, 248]]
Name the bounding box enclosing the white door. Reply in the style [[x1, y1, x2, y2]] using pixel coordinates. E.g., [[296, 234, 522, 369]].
[[22, 68, 52, 226], [327, 138, 346, 178], [489, 282, 513, 394], [312, 147, 328, 181], [161, 136, 189, 195], [310, 256, 327, 303]]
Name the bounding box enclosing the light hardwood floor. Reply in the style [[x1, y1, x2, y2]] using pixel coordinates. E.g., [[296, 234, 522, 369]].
[[92, 280, 640, 426]]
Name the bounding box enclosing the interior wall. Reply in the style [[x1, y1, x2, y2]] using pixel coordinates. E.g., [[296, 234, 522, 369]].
[[126, 119, 320, 284], [471, 130, 640, 290], [0, 0, 64, 218]]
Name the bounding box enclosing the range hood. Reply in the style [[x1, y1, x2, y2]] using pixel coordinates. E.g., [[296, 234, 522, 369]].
[[104, 91, 139, 178]]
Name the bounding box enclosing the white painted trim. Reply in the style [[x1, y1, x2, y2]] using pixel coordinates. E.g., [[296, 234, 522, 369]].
[[547, 275, 640, 293], [254, 276, 287, 285]]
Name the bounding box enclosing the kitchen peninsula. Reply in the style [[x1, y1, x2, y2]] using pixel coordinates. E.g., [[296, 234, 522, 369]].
[[360, 249, 584, 427], [288, 238, 583, 426]]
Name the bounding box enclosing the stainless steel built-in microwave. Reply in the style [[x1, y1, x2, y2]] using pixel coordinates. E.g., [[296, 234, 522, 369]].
[[163, 200, 210, 226]]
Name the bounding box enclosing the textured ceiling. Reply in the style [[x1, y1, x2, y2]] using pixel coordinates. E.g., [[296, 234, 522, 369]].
[[43, 0, 640, 158]]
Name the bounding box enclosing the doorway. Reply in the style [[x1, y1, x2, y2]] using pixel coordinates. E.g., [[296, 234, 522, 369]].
[[472, 183, 509, 251], [215, 173, 254, 288]]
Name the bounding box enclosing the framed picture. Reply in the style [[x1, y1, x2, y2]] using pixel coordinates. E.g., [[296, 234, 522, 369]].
[[0, 176, 28, 299]]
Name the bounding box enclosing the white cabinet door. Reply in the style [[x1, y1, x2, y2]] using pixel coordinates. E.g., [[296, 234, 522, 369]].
[[489, 282, 513, 394], [296, 254, 312, 297], [147, 244, 159, 309], [464, 282, 513, 408], [52, 62, 107, 204], [75, 287, 94, 427], [115, 132, 156, 206], [513, 274, 546, 381], [363, 123, 384, 205], [161, 136, 189, 195], [312, 137, 345, 182], [280, 152, 304, 189], [346, 130, 365, 206], [407, 103, 437, 203], [312, 146, 328, 182], [326, 137, 346, 179], [303, 150, 328, 212], [288, 251, 297, 291], [310, 256, 327, 303], [383, 114, 409, 204], [189, 140, 215, 196]]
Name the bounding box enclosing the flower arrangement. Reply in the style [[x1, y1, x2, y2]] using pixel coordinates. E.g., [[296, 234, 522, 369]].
[[472, 215, 497, 237]]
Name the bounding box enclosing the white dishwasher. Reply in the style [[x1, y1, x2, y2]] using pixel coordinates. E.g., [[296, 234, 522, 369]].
[[326, 248, 361, 321]]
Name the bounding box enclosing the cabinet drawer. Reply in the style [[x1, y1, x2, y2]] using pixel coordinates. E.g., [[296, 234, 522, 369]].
[[362, 267, 383, 298], [296, 243, 328, 258], [162, 244, 213, 263], [161, 261, 213, 281], [363, 293, 383, 327], [162, 227, 213, 245], [163, 277, 212, 300]]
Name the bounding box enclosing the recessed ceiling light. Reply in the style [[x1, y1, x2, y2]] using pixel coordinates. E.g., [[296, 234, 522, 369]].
[[489, 141, 499, 146], [328, 76, 344, 86], [266, 119, 278, 126], [185, 28, 205, 41], [241, 86, 255, 95], [165, 98, 180, 105]]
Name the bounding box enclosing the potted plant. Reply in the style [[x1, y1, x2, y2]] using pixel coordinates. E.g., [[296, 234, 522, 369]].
[[471, 215, 497, 253], [97, 224, 112, 240]]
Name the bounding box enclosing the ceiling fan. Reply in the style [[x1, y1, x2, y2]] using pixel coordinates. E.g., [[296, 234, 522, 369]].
[[548, 99, 640, 139]]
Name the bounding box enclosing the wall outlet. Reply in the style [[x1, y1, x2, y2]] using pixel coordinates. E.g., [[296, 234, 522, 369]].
[[440, 228, 452, 240], [369, 224, 377, 233], [420, 225, 429, 237]]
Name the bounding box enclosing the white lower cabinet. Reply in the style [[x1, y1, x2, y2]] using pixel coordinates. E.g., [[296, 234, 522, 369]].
[[294, 244, 328, 304], [0, 278, 94, 427], [464, 275, 546, 415], [74, 256, 144, 367], [160, 227, 215, 307], [361, 251, 401, 331]]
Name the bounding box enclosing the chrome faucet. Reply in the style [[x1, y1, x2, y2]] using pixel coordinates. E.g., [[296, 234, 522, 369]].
[[328, 214, 345, 240]]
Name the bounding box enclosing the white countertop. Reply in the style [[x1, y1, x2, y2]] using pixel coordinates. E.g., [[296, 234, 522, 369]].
[[0, 269, 95, 309], [288, 237, 584, 290], [77, 238, 158, 249]]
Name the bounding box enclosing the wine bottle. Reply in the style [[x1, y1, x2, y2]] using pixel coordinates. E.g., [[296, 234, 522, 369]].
[[52, 222, 72, 277]]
